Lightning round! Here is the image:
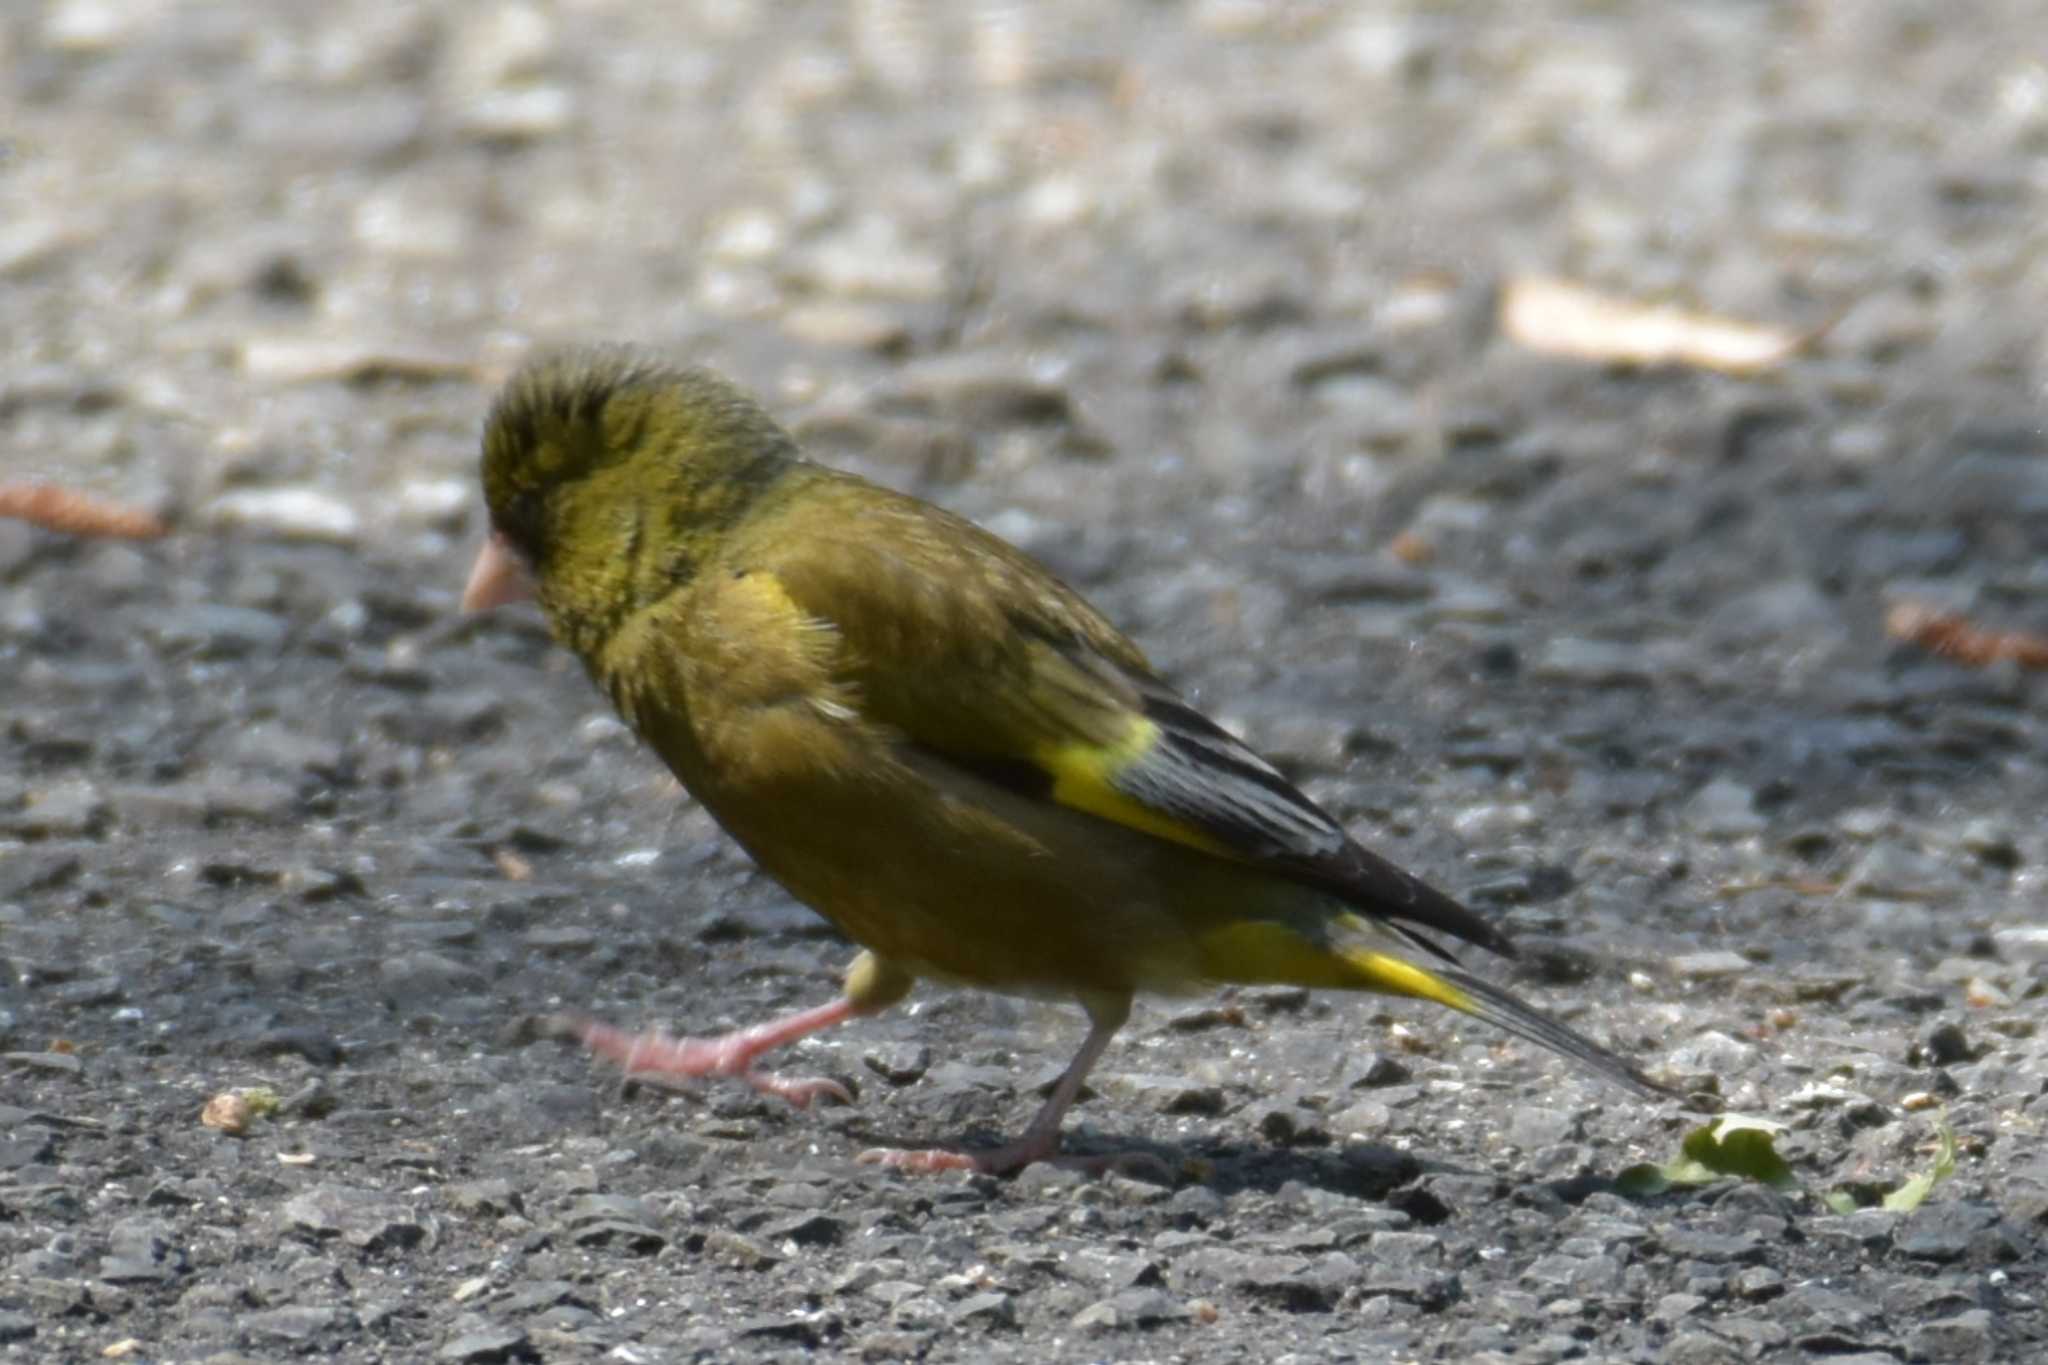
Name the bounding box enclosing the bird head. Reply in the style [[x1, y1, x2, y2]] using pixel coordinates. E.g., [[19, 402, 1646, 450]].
[[463, 346, 800, 651]]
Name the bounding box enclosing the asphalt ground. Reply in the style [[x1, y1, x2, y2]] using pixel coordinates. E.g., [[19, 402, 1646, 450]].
[[2, 4, 2045, 1361]]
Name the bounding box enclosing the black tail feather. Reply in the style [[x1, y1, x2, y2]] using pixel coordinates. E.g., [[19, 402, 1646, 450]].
[[1437, 964, 1674, 1097]]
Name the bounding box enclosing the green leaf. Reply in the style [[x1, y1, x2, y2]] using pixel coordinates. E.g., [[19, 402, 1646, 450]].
[[1614, 1162, 1681, 1197], [1615, 1114, 1793, 1197], [1880, 1119, 1957, 1213], [1681, 1115, 1797, 1190], [1617, 1112, 1961, 1212]]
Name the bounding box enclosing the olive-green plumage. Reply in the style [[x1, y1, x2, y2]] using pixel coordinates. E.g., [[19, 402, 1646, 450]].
[[474, 344, 1666, 1172]]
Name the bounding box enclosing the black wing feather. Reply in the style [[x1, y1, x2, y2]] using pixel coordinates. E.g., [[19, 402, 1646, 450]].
[[1091, 658, 1518, 960]]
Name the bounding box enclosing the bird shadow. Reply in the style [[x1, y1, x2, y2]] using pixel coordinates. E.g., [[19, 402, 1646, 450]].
[[836, 1118, 1644, 1211], [520, 1020, 1680, 1212]]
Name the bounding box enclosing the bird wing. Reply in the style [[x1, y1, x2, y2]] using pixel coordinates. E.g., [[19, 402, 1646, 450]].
[[716, 487, 1514, 960]]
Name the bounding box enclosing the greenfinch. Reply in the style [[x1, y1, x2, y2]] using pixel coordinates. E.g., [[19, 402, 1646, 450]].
[[464, 344, 1668, 1174]]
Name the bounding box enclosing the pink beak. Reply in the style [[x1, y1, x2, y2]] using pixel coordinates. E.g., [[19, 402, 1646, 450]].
[[462, 532, 538, 612]]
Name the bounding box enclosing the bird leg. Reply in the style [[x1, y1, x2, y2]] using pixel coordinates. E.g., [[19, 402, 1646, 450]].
[[551, 999, 859, 1108], [861, 992, 1134, 1176], [545, 950, 914, 1110]]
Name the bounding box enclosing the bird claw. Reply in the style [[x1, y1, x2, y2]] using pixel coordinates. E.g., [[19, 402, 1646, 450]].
[[744, 1071, 853, 1109], [858, 1145, 988, 1175]]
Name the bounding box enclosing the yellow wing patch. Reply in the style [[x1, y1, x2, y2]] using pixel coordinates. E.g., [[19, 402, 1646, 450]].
[[1034, 716, 1236, 858]]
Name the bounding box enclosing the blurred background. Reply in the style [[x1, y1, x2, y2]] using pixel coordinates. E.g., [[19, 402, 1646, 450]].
[[8, 1, 2042, 523]]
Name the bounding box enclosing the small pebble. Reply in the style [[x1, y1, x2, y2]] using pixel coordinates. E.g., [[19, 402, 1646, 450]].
[[207, 488, 361, 545]]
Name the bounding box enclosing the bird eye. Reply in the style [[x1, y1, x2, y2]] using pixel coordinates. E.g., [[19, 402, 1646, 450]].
[[503, 490, 547, 562]]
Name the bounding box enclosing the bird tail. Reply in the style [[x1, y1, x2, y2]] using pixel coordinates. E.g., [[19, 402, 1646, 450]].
[[1413, 957, 1671, 1097], [1196, 916, 1670, 1096], [1331, 913, 1673, 1097]]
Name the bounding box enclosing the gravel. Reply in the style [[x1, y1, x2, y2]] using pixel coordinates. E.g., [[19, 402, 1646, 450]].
[[4, 2, 2047, 1361]]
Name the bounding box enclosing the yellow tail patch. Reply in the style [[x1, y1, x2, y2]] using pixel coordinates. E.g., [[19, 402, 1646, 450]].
[[1333, 947, 1479, 1012], [1196, 920, 1479, 1013]]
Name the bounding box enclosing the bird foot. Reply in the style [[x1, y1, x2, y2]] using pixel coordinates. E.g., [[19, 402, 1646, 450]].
[[539, 1011, 856, 1110], [859, 1145, 1010, 1175], [740, 1070, 854, 1110]]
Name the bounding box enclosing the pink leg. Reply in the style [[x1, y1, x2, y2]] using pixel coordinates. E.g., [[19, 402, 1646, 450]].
[[860, 994, 1137, 1176], [547, 998, 858, 1109]]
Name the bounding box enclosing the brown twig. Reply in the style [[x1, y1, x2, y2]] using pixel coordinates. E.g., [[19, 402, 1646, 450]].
[[1885, 599, 2048, 670], [0, 483, 169, 539]]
